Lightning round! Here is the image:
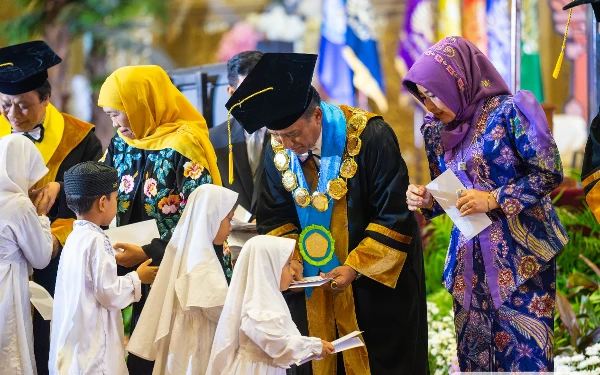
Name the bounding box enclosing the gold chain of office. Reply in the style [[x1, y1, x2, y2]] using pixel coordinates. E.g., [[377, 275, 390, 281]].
[[270, 108, 368, 212]]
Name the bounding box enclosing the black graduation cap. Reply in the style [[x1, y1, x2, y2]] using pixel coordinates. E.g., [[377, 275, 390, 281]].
[[64, 162, 119, 197], [0, 41, 62, 95], [563, 0, 600, 22], [226, 53, 317, 134], [223, 53, 317, 185]]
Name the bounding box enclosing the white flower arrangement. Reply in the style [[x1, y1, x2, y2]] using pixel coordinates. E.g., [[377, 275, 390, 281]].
[[427, 301, 460, 375], [246, 5, 306, 42], [555, 344, 600, 374]]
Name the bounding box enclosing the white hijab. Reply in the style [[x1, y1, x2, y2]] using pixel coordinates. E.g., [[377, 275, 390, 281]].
[[207, 235, 297, 374], [0, 134, 48, 230], [127, 184, 238, 360]]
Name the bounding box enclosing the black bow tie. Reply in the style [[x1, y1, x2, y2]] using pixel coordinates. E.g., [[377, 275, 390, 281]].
[[13, 124, 44, 143]]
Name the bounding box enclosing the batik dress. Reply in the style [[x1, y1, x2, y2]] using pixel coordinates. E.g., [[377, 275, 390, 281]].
[[421, 94, 568, 372]]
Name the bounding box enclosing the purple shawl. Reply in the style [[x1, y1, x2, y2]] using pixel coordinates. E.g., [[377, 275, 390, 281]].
[[402, 36, 511, 161]]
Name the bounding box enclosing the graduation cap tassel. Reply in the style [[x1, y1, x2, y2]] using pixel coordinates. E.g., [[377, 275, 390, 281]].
[[553, 8, 573, 79], [226, 86, 274, 184]]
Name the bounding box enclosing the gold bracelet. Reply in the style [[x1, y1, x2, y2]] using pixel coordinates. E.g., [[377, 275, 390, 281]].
[[423, 198, 435, 210], [487, 192, 492, 212]]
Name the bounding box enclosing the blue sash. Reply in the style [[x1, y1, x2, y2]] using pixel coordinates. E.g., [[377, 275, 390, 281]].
[[287, 102, 346, 295]]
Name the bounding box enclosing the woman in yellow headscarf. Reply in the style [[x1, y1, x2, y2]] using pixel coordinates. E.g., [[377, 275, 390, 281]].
[[98, 65, 222, 374]]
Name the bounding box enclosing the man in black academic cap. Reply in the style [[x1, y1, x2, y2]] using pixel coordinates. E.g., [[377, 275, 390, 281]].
[[561, 0, 600, 222], [210, 50, 267, 220], [0, 40, 103, 375], [226, 53, 428, 375]]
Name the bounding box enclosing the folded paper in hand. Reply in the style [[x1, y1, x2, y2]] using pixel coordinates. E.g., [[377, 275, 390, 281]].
[[296, 331, 365, 365], [289, 276, 333, 289], [104, 219, 160, 252], [29, 281, 53, 320], [426, 169, 492, 241]]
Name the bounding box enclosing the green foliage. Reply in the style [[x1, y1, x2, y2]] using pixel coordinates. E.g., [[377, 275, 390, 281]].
[[427, 287, 453, 315], [0, 0, 167, 45], [422, 215, 453, 295]]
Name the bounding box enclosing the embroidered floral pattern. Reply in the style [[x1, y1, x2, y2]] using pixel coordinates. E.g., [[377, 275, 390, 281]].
[[119, 175, 135, 194], [498, 269, 514, 287], [144, 178, 158, 198], [183, 161, 204, 180], [494, 332, 510, 352], [158, 194, 181, 215], [104, 136, 212, 239], [501, 198, 523, 217], [518, 256, 540, 280], [527, 293, 554, 319]]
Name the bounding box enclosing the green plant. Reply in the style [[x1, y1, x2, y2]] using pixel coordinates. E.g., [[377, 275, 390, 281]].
[[422, 215, 453, 295]]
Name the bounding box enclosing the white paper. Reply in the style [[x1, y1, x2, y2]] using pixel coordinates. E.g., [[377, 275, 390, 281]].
[[426, 169, 492, 241], [230, 219, 256, 232], [296, 331, 364, 365], [29, 281, 53, 320], [105, 219, 160, 251], [289, 276, 333, 289], [233, 205, 253, 223]]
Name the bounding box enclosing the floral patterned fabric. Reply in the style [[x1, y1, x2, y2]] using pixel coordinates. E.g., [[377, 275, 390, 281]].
[[421, 94, 567, 371], [104, 136, 212, 242]]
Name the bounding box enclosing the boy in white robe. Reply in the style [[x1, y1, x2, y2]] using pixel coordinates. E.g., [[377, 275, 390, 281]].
[[127, 184, 239, 375], [0, 135, 53, 375], [49, 162, 158, 375], [207, 235, 334, 375]]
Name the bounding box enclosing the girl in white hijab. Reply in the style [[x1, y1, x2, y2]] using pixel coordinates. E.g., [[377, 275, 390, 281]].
[[207, 235, 334, 375], [0, 134, 53, 375], [127, 184, 238, 375]]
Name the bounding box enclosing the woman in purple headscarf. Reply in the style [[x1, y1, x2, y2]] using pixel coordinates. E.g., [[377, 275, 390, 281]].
[[402, 36, 568, 372]]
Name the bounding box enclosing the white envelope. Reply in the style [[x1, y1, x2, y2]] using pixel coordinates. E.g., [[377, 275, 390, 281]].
[[289, 276, 333, 289], [296, 331, 365, 365], [29, 281, 53, 320], [104, 219, 160, 251], [426, 169, 492, 241]]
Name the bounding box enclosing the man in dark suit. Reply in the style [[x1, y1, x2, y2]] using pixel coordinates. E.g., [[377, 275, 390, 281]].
[[210, 51, 266, 219]]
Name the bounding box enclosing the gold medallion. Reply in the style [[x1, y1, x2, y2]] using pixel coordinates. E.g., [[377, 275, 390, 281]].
[[274, 151, 290, 171], [293, 188, 311, 207], [340, 158, 358, 179], [305, 232, 329, 258], [311, 192, 329, 212], [282, 170, 298, 191], [271, 135, 282, 149], [347, 135, 362, 156], [348, 114, 367, 133], [327, 178, 348, 200]]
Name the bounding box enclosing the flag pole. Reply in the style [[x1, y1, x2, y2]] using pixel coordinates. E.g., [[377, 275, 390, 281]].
[[510, 0, 522, 93]]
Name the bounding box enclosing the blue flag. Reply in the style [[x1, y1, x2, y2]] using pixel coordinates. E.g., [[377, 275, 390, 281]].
[[487, 0, 511, 88], [318, 0, 355, 105]]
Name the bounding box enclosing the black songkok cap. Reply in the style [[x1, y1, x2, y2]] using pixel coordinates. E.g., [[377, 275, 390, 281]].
[[64, 162, 118, 197], [226, 53, 318, 134], [0, 41, 62, 95], [563, 0, 600, 22]]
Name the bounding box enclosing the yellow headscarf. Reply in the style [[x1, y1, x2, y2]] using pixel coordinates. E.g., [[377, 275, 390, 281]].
[[98, 65, 221, 186]]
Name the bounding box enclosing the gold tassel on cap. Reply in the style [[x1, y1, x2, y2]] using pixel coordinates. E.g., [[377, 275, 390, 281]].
[[553, 8, 573, 79], [226, 87, 274, 184]]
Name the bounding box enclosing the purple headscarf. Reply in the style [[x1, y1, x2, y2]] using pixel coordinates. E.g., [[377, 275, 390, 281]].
[[402, 36, 511, 160]]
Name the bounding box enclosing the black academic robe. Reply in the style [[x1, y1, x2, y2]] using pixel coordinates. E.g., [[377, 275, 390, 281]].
[[209, 119, 267, 218], [257, 116, 429, 375], [30, 119, 103, 375], [582, 109, 600, 223]]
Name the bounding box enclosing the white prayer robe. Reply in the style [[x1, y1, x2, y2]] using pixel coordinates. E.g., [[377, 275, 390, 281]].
[[127, 185, 238, 375], [0, 198, 52, 375], [207, 236, 323, 375], [0, 134, 53, 375], [49, 221, 141, 375]]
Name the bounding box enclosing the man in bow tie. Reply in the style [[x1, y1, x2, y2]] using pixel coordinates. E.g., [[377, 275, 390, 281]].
[[0, 40, 102, 375]]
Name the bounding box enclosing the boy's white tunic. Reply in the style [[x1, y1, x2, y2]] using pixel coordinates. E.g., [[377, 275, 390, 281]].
[[49, 221, 141, 374], [207, 236, 323, 375], [0, 135, 52, 375], [127, 184, 238, 375]]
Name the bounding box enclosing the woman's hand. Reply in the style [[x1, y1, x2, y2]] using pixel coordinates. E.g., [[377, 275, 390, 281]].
[[320, 340, 335, 357], [456, 189, 499, 216], [405, 184, 434, 211], [136, 259, 159, 284]]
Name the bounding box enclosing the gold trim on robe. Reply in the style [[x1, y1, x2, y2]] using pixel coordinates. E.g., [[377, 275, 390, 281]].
[[365, 222, 412, 245], [582, 170, 600, 189], [586, 183, 600, 224], [51, 218, 76, 247], [0, 103, 65, 164], [345, 237, 407, 288]]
